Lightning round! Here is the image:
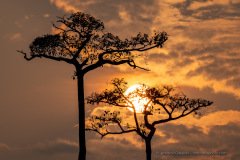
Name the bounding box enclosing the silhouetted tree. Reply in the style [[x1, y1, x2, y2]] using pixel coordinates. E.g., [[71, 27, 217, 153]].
[[86, 78, 213, 160], [18, 12, 168, 160]]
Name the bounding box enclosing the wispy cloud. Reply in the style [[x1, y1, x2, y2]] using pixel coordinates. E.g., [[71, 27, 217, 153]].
[[152, 123, 240, 160], [0, 143, 10, 152], [50, 0, 79, 13], [9, 32, 22, 41], [32, 139, 78, 154]]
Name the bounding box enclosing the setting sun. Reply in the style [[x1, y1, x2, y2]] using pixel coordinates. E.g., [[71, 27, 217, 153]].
[[124, 84, 151, 113]]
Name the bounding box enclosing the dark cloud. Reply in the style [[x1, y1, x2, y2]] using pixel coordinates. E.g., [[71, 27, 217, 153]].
[[52, 0, 160, 36], [82, 0, 157, 20], [148, 51, 194, 67], [147, 43, 240, 82], [0, 139, 78, 160], [173, 0, 240, 20], [148, 40, 240, 90], [226, 76, 240, 89], [88, 122, 240, 160], [0, 143, 10, 152], [32, 139, 78, 155], [152, 123, 240, 160], [168, 29, 240, 56], [187, 55, 240, 84], [87, 138, 145, 160], [161, 0, 240, 90], [147, 52, 177, 62], [179, 85, 240, 111]]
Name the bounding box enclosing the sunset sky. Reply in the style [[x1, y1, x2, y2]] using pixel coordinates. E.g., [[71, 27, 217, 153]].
[[0, 0, 240, 160]]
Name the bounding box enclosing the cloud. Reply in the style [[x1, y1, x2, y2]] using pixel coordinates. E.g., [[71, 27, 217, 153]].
[[9, 33, 22, 41], [49, 0, 240, 98], [87, 138, 145, 160], [152, 123, 240, 160], [49, 0, 159, 35], [87, 122, 240, 160], [169, 110, 240, 133], [0, 143, 10, 152], [50, 0, 80, 13], [32, 139, 78, 155], [43, 13, 50, 18], [0, 140, 77, 160], [180, 85, 240, 111], [187, 55, 240, 81], [227, 76, 240, 89], [173, 0, 240, 20], [140, 0, 240, 98]]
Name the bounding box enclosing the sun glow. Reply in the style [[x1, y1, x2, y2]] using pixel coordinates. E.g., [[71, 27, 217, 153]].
[[124, 84, 151, 113]]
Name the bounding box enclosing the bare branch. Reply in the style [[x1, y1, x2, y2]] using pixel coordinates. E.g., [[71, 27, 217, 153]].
[[86, 128, 136, 138], [143, 100, 154, 130], [152, 100, 212, 126], [82, 58, 149, 74], [74, 34, 92, 60], [87, 78, 213, 141], [17, 50, 35, 61], [111, 79, 142, 133], [17, 50, 73, 64], [52, 23, 71, 33], [86, 109, 137, 139], [82, 59, 128, 74]]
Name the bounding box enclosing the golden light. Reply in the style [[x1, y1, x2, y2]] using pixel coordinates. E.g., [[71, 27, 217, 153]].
[[124, 84, 151, 113]]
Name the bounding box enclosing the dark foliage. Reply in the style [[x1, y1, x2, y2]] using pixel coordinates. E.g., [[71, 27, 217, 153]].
[[18, 12, 168, 74]]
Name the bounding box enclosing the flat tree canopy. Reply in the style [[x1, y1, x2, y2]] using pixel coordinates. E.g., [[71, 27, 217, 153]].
[[19, 12, 168, 74]]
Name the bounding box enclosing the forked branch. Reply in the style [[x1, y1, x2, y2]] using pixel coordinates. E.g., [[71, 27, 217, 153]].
[[86, 78, 213, 139]]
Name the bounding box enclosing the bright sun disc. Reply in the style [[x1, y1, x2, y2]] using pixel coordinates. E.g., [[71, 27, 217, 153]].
[[124, 84, 151, 113]]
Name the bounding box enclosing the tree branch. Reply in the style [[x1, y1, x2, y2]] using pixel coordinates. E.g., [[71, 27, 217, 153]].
[[82, 58, 149, 74], [155, 101, 171, 117], [112, 82, 142, 133], [56, 16, 82, 35], [81, 42, 161, 74], [17, 50, 73, 64], [152, 102, 211, 126], [99, 44, 160, 55], [86, 128, 136, 138], [74, 34, 92, 60], [143, 100, 154, 130]]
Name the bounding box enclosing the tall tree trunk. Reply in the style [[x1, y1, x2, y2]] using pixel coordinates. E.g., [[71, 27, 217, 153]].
[[77, 74, 86, 160], [145, 139, 152, 160]]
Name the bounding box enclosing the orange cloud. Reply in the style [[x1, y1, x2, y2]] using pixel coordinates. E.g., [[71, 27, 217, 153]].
[[9, 33, 22, 41], [170, 110, 240, 134], [0, 143, 10, 152], [50, 0, 79, 13]]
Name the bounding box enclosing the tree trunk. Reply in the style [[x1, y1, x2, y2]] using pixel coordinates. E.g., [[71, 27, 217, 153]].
[[145, 139, 152, 160], [77, 74, 86, 160]]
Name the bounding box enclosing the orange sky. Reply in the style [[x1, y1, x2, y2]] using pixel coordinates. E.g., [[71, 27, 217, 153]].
[[0, 0, 240, 160]]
